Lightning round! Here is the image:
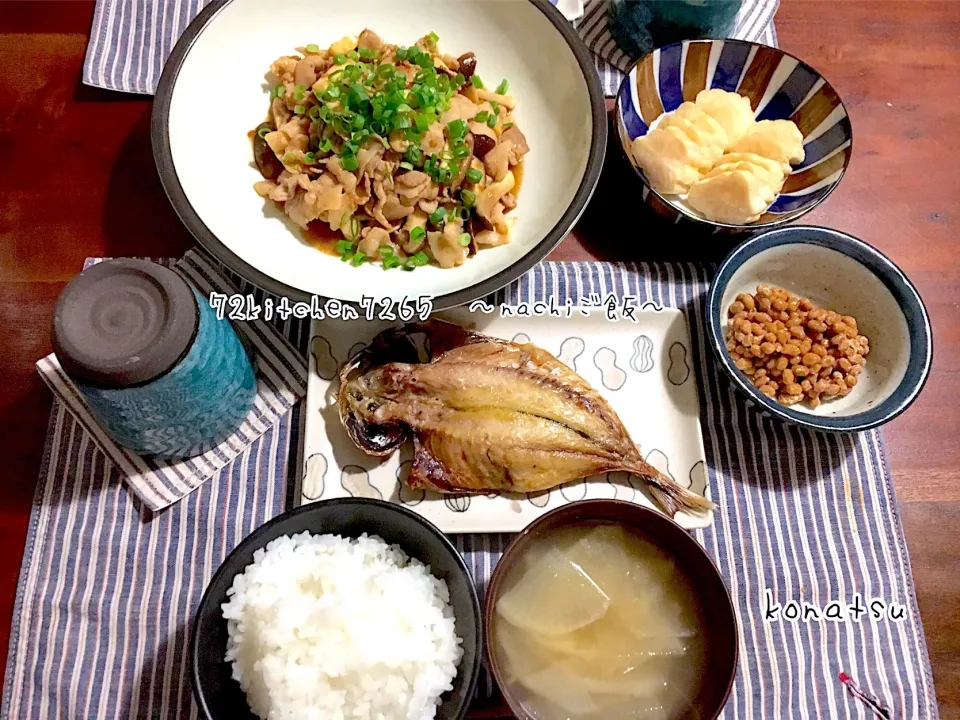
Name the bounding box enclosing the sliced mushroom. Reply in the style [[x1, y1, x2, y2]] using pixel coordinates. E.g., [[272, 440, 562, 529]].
[[483, 140, 514, 182], [475, 228, 510, 247], [457, 52, 477, 79], [270, 97, 292, 129], [358, 28, 383, 51], [253, 123, 284, 181], [500, 125, 529, 156], [471, 132, 496, 160], [476, 170, 515, 233], [474, 87, 516, 110]]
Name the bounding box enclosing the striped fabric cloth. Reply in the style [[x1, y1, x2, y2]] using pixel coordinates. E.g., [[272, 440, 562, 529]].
[[3, 262, 938, 719], [34, 251, 308, 511], [81, 0, 777, 98]]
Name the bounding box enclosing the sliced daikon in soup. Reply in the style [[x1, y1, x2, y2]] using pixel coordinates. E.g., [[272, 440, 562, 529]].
[[496, 547, 611, 636]]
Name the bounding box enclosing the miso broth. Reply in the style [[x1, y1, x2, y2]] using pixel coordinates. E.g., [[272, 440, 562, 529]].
[[492, 524, 707, 720]]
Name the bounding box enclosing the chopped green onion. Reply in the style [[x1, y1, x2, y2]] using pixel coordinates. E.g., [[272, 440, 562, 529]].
[[379, 244, 395, 256], [453, 73, 465, 88], [341, 153, 359, 172], [395, 47, 409, 62], [452, 142, 470, 159], [399, 161, 414, 170], [256, 126, 271, 139], [427, 32, 439, 45], [413, 251, 430, 264], [474, 110, 490, 124], [273, 85, 285, 98], [349, 251, 366, 266], [334, 53, 347, 65], [486, 113, 497, 128], [308, 105, 322, 120], [490, 101, 500, 115], [318, 138, 333, 153], [471, 75, 484, 89], [377, 64, 395, 78], [415, 52, 433, 69], [382, 255, 401, 269], [410, 226, 426, 242], [459, 233, 471, 246], [503, 122, 514, 130], [447, 119, 468, 140], [294, 84, 306, 100], [347, 50, 359, 60], [461, 189, 477, 206], [303, 152, 317, 164], [393, 115, 412, 130], [414, 114, 430, 133], [294, 104, 306, 115], [495, 79, 509, 95], [465, 168, 483, 184], [358, 47, 379, 60], [352, 115, 365, 130], [404, 146, 423, 166], [305, 43, 320, 53], [429, 207, 447, 225], [335, 239, 354, 255]]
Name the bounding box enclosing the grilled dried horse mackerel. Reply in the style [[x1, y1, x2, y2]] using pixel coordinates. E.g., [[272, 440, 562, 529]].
[[338, 320, 714, 517]]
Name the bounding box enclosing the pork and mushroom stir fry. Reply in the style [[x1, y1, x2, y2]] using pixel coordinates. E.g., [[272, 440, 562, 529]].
[[252, 30, 528, 270]]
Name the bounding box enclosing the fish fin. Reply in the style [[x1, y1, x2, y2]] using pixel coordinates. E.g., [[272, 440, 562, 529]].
[[643, 475, 716, 517], [407, 433, 458, 492], [626, 457, 716, 516]]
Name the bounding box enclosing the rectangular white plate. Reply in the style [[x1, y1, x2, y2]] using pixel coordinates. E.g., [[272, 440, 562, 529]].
[[299, 307, 712, 532]]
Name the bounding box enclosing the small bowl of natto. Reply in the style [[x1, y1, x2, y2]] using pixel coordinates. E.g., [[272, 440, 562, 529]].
[[706, 225, 932, 433], [485, 500, 738, 720]]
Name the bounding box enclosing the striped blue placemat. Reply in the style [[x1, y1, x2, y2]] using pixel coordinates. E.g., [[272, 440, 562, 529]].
[[2, 261, 938, 719], [81, 0, 778, 98]]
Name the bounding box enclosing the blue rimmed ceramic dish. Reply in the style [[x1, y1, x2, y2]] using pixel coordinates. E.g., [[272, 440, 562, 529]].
[[615, 39, 852, 233], [706, 227, 932, 433]]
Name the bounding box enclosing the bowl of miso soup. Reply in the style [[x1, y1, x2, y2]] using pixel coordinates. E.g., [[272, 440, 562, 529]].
[[486, 500, 737, 720]]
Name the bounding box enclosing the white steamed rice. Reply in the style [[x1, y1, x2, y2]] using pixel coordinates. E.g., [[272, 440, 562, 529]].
[[221, 532, 463, 720]]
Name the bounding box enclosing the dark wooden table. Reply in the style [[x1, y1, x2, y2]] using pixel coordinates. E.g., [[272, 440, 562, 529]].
[[2, 1, 958, 716]]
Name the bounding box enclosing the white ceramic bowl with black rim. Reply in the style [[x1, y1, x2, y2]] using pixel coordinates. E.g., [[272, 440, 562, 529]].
[[706, 226, 932, 432], [152, 0, 606, 309]]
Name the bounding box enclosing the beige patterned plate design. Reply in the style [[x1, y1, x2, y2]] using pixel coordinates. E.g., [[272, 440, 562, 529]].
[[299, 308, 712, 532]]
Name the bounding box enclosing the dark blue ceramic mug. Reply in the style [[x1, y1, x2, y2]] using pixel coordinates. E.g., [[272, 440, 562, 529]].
[[609, 0, 743, 58], [52, 259, 256, 457]]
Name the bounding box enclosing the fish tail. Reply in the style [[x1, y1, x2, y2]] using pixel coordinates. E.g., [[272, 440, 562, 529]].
[[626, 459, 715, 517]]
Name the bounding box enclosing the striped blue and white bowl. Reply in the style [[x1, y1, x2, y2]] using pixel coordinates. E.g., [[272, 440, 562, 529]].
[[706, 227, 932, 433], [615, 39, 852, 233]]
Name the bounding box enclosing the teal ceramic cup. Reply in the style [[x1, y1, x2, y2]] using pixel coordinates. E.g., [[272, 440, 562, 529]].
[[52, 259, 256, 458], [609, 0, 743, 58]]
